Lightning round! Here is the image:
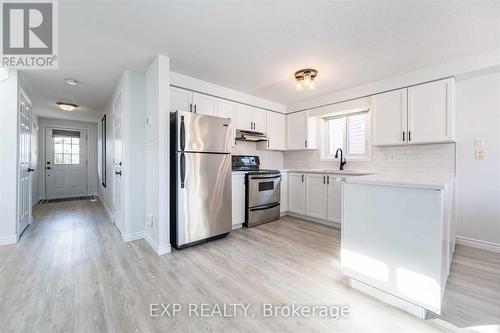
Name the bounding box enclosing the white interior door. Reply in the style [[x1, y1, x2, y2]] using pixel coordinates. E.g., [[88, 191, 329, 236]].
[[113, 93, 124, 233], [45, 128, 88, 199], [18, 89, 32, 236]]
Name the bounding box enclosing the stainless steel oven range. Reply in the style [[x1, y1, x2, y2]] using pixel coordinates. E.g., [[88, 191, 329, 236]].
[[232, 155, 281, 227]]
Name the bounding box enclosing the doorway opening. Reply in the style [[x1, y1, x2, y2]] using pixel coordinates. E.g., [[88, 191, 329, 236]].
[[44, 127, 89, 199]]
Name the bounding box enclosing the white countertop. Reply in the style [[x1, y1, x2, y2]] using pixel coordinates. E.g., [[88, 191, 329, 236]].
[[344, 173, 456, 190], [281, 169, 376, 176]]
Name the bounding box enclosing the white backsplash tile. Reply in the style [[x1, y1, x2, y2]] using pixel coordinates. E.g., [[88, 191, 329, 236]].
[[284, 143, 456, 176], [232, 141, 284, 170]]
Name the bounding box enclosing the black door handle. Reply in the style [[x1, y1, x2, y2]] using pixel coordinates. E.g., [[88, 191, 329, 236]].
[[115, 171, 122, 176], [28, 168, 35, 172], [46, 166, 51, 170]]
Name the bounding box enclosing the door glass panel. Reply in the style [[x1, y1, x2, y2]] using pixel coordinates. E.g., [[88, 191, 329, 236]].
[[54, 134, 81, 165]]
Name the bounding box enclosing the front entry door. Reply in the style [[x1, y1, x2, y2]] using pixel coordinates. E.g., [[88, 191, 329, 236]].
[[18, 89, 32, 236], [45, 128, 88, 199]]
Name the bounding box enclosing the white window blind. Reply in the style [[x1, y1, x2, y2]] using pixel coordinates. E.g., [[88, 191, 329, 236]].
[[347, 113, 366, 155], [323, 111, 368, 159]]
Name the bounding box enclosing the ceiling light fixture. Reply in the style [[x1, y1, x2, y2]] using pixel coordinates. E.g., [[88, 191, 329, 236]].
[[295, 69, 318, 90], [56, 102, 78, 111], [64, 78, 78, 86]]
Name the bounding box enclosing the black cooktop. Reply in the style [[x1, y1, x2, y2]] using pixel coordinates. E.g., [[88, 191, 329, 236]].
[[232, 155, 280, 174]]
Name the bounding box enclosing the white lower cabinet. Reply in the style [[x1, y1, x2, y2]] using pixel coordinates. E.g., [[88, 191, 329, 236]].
[[232, 174, 246, 227], [326, 176, 342, 223], [287, 172, 344, 224], [288, 173, 306, 214], [280, 172, 288, 213], [305, 174, 327, 219]]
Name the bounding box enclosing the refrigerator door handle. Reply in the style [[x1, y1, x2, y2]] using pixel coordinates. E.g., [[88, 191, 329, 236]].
[[180, 153, 186, 188], [180, 116, 186, 151]]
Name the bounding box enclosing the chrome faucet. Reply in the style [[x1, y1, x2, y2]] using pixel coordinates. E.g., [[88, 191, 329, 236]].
[[335, 148, 347, 170]]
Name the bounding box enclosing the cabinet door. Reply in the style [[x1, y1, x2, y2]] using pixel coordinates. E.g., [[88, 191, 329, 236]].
[[267, 111, 285, 150], [192, 92, 217, 116], [326, 176, 342, 223], [288, 173, 305, 214], [408, 78, 454, 144], [305, 173, 327, 220], [236, 103, 252, 131], [169, 86, 192, 113], [372, 89, 407, 145], [286, 112, 307, 150], [231, 175, 246, 226], [253, 107, 267, 133], [280, 172, 288, 213], [217, 99, 236, 147]]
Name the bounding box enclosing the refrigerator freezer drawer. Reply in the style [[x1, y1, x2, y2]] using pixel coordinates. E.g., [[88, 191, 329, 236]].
[[174, 152, 232, 248]]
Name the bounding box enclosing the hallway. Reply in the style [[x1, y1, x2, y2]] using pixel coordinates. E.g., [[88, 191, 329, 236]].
[[0, 200, 499, 332]]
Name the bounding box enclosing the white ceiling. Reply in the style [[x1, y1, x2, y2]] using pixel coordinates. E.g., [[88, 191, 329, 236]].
[[23, 0, 500, 121]]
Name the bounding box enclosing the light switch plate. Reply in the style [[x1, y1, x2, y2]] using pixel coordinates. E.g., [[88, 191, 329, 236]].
[[474, 138, 485, 148]]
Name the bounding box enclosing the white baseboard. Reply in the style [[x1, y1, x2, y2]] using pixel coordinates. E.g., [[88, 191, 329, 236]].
[[286, 212, 341, 229], [350, 279, 427, 319], [456, 236, 500, 253], [122, 231, 144, 242], [0, 234, 17, 246], [144, 231, 171, 256], [232, 223, 243, 230], [97, 196, 114, 221]]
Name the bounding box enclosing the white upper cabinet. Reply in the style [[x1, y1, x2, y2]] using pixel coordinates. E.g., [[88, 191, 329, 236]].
[[260, 111, 285, 150], [372, 78, 455, 146], [192, 92, 217, 116], [235, 103, 253, 131], [169, 86, 192, 113], [253, 107, 267, 133], [288, 173, 306, 215], [235, 104, 267, 132], [286, 111, 317, 150], [305, 173, 327, 220], [408, 78, 454, 144], [372, 89, 407, 146], [217, 99, 237, 146]]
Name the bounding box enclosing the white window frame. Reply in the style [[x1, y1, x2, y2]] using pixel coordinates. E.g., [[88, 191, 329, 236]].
[[319, 108, 372, 162]]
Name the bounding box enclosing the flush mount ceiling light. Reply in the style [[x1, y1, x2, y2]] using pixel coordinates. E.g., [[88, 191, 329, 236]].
[[295, 68, 318, 90], [56, 102, 78, 111], [64, 78, 78, 86]]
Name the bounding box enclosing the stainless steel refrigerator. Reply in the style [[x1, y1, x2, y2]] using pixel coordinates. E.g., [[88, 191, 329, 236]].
[[170, 111, 232, 249]]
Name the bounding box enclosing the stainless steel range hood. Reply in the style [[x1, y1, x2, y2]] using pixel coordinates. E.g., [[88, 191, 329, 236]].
[[235, 129, 269, 142]]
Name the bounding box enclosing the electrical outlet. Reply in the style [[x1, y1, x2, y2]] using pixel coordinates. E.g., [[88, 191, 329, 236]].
[[475, 149, 484, 160], [146, 214, 154, 227]]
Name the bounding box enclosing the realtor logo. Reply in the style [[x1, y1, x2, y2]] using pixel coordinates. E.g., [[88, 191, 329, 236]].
[[1, 0, 58, 69]]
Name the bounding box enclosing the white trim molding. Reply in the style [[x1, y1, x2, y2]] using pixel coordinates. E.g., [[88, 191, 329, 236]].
[[456, 236, 500, 253], [144, 232, 171, 256], [97, 196, 114, 221], [121, 231, 144, 243], [0, 235, 17, 246]]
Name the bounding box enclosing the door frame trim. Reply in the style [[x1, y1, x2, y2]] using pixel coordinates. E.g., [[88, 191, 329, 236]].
[[42, 125, 89, 199]]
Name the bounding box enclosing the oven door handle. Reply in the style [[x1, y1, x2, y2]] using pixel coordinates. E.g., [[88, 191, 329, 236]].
[[249, 175, 281, 180], [249, 202, 280, 211]]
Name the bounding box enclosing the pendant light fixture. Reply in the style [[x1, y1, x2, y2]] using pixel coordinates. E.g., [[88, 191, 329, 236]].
[[295, 69, 318, 90]]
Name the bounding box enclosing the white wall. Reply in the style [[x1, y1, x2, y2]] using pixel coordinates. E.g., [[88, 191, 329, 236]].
[[37, 117, 98, 198], [455, 72, 500, 249], [0, 69, 19, 245], [97, 102, 114, 218], [145, 55, 170, 255]]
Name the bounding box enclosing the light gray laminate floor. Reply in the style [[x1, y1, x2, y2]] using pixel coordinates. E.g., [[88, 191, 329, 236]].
[[0, 200, 498, 332]]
